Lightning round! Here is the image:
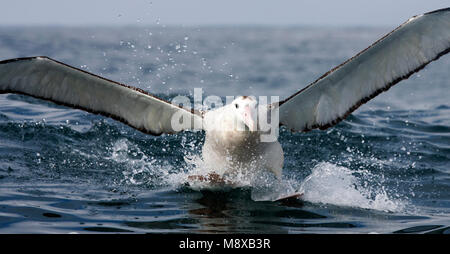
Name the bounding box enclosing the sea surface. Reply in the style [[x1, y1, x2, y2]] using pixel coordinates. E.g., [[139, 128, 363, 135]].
[[0, 26, 449, 234]]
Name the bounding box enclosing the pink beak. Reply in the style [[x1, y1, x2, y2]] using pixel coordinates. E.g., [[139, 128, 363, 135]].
[[244, 105, 257, 131]]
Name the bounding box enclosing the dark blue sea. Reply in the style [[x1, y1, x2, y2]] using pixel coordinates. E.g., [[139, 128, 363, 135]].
[[0, 26, 449, 234]]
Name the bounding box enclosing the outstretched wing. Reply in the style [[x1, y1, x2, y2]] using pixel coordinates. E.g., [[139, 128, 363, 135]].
[[278, 8, 450, 132], [0, 56, 202, 135]]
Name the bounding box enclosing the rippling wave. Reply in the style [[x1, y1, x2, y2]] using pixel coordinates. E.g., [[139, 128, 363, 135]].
[[0, 26, 449, 233]]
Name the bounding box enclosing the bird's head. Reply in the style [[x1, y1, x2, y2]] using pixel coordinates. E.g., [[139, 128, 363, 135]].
[[232, 96, 258, 132]]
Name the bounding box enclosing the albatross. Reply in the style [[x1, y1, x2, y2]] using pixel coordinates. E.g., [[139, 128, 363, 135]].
[[0, 8, 449, 187]]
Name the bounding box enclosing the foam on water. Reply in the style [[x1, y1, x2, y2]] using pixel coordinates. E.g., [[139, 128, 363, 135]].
[[108, 138, 173, 187], [176, 153, 410, 212], [107, 139, 408, 212], [298, 162, 408, 212]]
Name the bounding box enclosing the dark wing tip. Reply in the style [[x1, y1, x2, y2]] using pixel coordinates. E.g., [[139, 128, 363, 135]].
[[0, 56, 53, 65], [424, 7, 450, 15], [0, 56, 41, 65]]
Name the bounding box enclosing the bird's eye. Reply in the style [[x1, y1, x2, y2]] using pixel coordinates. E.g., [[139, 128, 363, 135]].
[[235, 104, 239, 109]]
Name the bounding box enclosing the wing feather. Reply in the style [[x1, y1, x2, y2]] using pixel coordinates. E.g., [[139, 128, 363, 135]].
[[278, 8, 450, 132], [0, 56, 202, 135]]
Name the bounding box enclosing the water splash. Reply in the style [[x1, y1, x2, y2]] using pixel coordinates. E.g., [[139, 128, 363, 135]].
[[107, 139, 409, 212], [298, 162, 408, 212], [108, 138, 173, 188]]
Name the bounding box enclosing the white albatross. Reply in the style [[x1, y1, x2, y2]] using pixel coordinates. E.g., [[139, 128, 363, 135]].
[[0, 8, 449, 188]]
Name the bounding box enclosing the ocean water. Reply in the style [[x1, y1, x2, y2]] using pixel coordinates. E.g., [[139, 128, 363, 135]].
[[0, 26, 449, 234]]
